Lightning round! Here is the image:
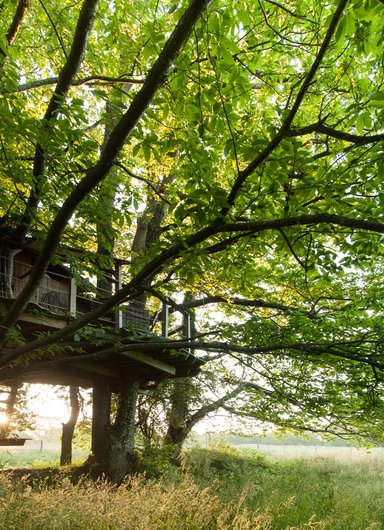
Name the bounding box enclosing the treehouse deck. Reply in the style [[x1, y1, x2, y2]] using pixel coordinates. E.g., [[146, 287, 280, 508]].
[[0, 240, 203, 390], [0, 438, 29, 446]]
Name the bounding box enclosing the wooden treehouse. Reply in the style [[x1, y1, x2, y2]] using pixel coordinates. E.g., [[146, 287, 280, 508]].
[[0, 239, 203, 451]]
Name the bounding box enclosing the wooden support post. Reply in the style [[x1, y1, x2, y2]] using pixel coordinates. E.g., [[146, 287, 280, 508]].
[[183, 312, 192, 354], [91, 381, 111, 465], [186, 313, 191, 355], [115, 262, 123, 329], [69, 276, 77, 317], [162, 302, 169, 338]]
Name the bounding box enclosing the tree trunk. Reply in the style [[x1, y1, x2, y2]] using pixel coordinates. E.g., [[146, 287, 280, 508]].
[[90, 380, 111, 473], [164, 378, 196, 462], [60, 386, 80, 466], [164, 299, 197, 460], [104, 374, 139, 484]]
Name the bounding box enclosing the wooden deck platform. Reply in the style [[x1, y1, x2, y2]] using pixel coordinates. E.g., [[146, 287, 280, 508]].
[[0, 438, 29, 446]]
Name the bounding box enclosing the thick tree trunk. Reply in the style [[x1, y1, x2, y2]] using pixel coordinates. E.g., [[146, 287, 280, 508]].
[[164, 300, 197, 460], [105, 374, 139, 484], [60, 386, 80, 466], [164, 378, 196, 462], [88, 375, 139, 483]]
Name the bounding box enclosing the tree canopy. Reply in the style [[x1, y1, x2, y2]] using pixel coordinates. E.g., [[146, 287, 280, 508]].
[[1, 0, 384, 444]]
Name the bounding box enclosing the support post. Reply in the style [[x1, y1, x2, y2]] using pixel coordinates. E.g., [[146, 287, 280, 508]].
[[186, 313, 191, 354], [183, 312, 192, 354], [91, 380, 111, 466], [115, 262, 123, 329], [69, 276, 77, 317], [162, 302, 169, 338]]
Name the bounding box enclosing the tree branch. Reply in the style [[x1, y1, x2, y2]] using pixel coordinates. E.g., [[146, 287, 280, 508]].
[[287, 121, 384, 144], [0, 0, 211, 342], [225, 0, 349, 209], [5, 75, 145, 94], [186, 384, 246, 428], [2, 332, 383, 374], [1, 211, 384, 361], [5, 0, 30, 47], [179, 294, 295, 313], [114, 162, 171, 204], [15, 0, 101, 239]]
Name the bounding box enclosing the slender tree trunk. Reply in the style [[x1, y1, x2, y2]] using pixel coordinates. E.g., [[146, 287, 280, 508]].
[[60, 386, 80, 465]]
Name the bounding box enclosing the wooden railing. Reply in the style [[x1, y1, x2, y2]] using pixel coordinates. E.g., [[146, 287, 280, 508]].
[[0, 255, 191, 344]]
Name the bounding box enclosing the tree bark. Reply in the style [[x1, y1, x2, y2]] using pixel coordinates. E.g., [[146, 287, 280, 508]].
[[60, 386, 80, 466], [90, 380, 111, 475], [105, 374, 139, 484], [164, 377, 196, 462]]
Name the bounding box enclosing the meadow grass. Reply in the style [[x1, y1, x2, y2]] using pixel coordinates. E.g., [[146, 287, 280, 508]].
[[0, 447, 86, 469], [185, 445, 384, 529], [0, 445, 383, 529]]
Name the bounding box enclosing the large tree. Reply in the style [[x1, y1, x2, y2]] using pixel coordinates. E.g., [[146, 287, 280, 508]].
[[1, 0, 384, 477]]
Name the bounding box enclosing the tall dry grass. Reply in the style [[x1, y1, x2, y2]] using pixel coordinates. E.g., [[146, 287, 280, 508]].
[[1, 446, 384, 529], [0, 472, 329, 530]]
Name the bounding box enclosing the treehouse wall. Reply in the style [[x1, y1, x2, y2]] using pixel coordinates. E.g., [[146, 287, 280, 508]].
[[0, 249, 70, 315]]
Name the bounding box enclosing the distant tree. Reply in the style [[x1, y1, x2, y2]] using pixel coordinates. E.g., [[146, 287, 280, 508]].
[[60, 386, 80, 465], [0, 384, 36, 438]]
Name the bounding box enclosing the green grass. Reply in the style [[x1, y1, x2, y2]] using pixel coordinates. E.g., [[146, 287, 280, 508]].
[[0, 447, 86, 469], [185, 445, 384, 529], [0, 445, 383, 529]]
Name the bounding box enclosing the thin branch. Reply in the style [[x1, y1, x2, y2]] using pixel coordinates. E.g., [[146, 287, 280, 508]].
[[225, 0, 349, 209], [179, 294, 295, 313], [6, 75, 145, 94], [115, 162, 171, 204], [38, 0, 68, 58], [263, 0, 315, 23], [287, 121, 384, 145], [257, 0, 312, 47], [278, 228, 308, 270]]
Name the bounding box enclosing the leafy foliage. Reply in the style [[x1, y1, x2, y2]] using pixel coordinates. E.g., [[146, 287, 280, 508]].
[[0, 0, 384, 444]]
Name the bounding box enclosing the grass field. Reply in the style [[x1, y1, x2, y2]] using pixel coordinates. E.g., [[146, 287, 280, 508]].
[[0, 445, 87, 469], [0, 444, 383, 529]]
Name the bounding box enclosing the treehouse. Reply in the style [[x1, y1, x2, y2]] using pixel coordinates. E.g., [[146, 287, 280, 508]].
[[0, 238, 203, 390]]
